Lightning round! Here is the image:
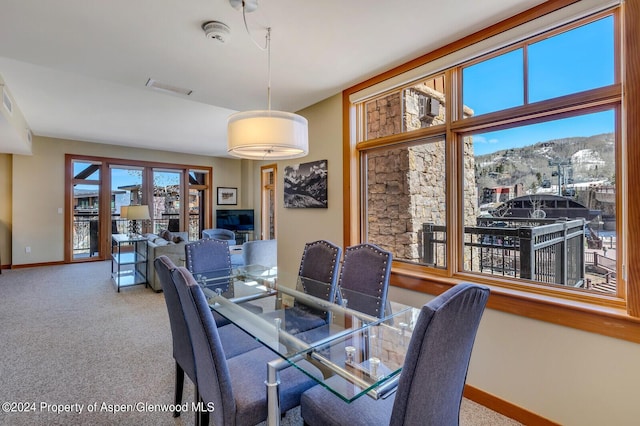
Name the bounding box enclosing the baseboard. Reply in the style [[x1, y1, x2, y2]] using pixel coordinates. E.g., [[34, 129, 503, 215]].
[[11, 260, 65, 269], [464, 385, 560, 425]]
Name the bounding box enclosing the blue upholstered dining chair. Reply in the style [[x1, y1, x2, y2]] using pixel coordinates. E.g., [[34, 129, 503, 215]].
[[184, 238, 232, 280], [337, 243, 392, 319], [242, 239, 277, 267], [154, 255, 197, 418], [170, 266, 322, 426], [153, 255, 261, 418], [185, 238, 245, 327], [261, 240, 343, 335], [293, 240, 343, 323], [300, 283, 490, 426], [298, 240, 343, 291], [202, 228, 237, 246]]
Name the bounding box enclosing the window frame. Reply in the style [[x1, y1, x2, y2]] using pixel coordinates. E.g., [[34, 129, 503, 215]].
[[65, 154, 212, 262], [342, 0, 640, 343]]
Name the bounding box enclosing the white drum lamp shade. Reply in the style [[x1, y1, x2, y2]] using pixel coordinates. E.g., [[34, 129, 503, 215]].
[[227, 110, 308, 160], [126, 205, 150, 236], [126, 205, 151, 221]]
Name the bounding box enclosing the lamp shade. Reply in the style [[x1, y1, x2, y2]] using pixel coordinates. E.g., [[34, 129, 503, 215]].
[[119, 206, 129, 218], [227, 110, 308, 160], [126, 205, 150, 220]]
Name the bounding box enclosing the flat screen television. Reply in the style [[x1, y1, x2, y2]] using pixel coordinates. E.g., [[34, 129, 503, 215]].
[[216, 209, 255, 232]]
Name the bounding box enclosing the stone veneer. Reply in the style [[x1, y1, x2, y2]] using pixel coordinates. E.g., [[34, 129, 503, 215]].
[[366, 83, 477, 263]]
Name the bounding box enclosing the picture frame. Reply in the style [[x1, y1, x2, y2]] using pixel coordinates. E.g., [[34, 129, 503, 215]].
[[217, 187, 237, 205], [284, 160, 328, 208]]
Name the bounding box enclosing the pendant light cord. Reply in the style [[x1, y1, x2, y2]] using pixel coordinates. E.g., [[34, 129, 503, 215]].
[[240, 2, 271, 111], [266, 27, 271, 111]]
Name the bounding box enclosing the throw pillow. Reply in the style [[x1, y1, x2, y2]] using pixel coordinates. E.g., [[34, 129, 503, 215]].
[[153, 238, 169, 247], [173, 235, 184, 243], [159, 229, 173, 242]]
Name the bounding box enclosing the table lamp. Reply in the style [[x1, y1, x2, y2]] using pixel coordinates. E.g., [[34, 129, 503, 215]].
[[126, 205, 150, 237]]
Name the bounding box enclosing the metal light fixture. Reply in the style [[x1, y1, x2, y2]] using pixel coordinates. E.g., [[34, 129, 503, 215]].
[[226, 1, 309, 160]]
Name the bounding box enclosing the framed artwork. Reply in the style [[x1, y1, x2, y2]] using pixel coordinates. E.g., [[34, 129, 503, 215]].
[[284, 160, 328, 208], [217, 187, 237, 205]]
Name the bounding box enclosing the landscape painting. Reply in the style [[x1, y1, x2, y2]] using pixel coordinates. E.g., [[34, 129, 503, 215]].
[[284, 160, 328, 208]]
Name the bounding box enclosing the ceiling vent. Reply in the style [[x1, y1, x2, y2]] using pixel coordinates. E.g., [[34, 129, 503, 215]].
[[202, 21, 231, 43], [145, 78, 193, 96], [2, 86, 13, 115]]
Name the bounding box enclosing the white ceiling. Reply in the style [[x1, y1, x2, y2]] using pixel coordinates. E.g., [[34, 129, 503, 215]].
[[0, 0, 545, 157]]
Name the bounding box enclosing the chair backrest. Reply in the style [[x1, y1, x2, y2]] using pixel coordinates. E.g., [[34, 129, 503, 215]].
[[390, 283, 490, 426], [297, 240, 342, 303], [171, 266, 235, 426], [185, 239, 233, 295], [184, 238, 232, 275], [337, 243, 392, 318], [153, 255, 196, 383], [202, 228, 237, 245], [242, 239, 277, 267]]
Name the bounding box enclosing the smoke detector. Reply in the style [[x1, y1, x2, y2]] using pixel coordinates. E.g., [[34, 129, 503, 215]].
[[202, 21, 231, 43]]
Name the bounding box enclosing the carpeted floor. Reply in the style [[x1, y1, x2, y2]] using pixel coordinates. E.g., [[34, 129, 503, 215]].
[[0, 262, 520, 425]]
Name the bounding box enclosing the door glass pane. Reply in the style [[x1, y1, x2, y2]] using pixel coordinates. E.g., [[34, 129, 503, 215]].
[[464, 110, 616, 294], [529, 16, 614, 103], [153, 170, 182, 234], [72, 160, 102, 260], [73, 161, 100, 181], [189, 169, 209, 241], [462, 49, 524, 117], [365, 136, 447, 268], [111, 167, 143, 235], [73, 183, 100, 259]]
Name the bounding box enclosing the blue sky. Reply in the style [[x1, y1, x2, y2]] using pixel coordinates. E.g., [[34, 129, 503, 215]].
[[464, 15, 614, 156], [472, 110, 615, 156]]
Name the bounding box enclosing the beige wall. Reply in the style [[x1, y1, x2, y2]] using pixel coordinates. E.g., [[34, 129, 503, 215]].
[[11, 136, 242, 265], [248, 94, 344, 276]]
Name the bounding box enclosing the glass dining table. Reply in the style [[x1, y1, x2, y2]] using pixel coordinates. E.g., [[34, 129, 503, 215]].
[[193, 264, 420, 426]]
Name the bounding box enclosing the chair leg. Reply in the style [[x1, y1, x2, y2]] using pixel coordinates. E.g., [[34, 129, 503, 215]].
[[174, 361, 185, 418], [194, 385, 202, 426], [198, 393, 209, 426]]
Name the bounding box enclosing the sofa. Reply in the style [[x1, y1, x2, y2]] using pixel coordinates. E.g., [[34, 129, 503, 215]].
[[144, 230, 189, 291]]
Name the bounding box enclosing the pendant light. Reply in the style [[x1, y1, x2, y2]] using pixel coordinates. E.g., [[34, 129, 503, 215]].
[[226, 1, 309, 160]]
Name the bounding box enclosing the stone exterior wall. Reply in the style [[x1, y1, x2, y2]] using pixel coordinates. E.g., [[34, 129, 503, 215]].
[[366, 92, 402, 140], [366, 85, 477, 264]]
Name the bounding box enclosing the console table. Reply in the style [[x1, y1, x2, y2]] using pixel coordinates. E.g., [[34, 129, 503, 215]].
[[111, 234, 148, 292]]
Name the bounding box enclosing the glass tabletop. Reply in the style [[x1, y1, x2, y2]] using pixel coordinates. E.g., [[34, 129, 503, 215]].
[[194, 265, 420, 402]]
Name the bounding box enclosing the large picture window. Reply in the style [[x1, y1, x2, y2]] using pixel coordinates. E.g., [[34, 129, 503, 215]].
[[463, 110, 616, 293], [347, 2, 635, 339]]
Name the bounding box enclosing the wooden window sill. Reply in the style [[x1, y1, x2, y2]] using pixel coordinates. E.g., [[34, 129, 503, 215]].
[[391, 268, 640, 344]]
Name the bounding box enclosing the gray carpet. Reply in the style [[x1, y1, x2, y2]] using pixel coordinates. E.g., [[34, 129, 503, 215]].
[[0, 262, 520, 425]]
